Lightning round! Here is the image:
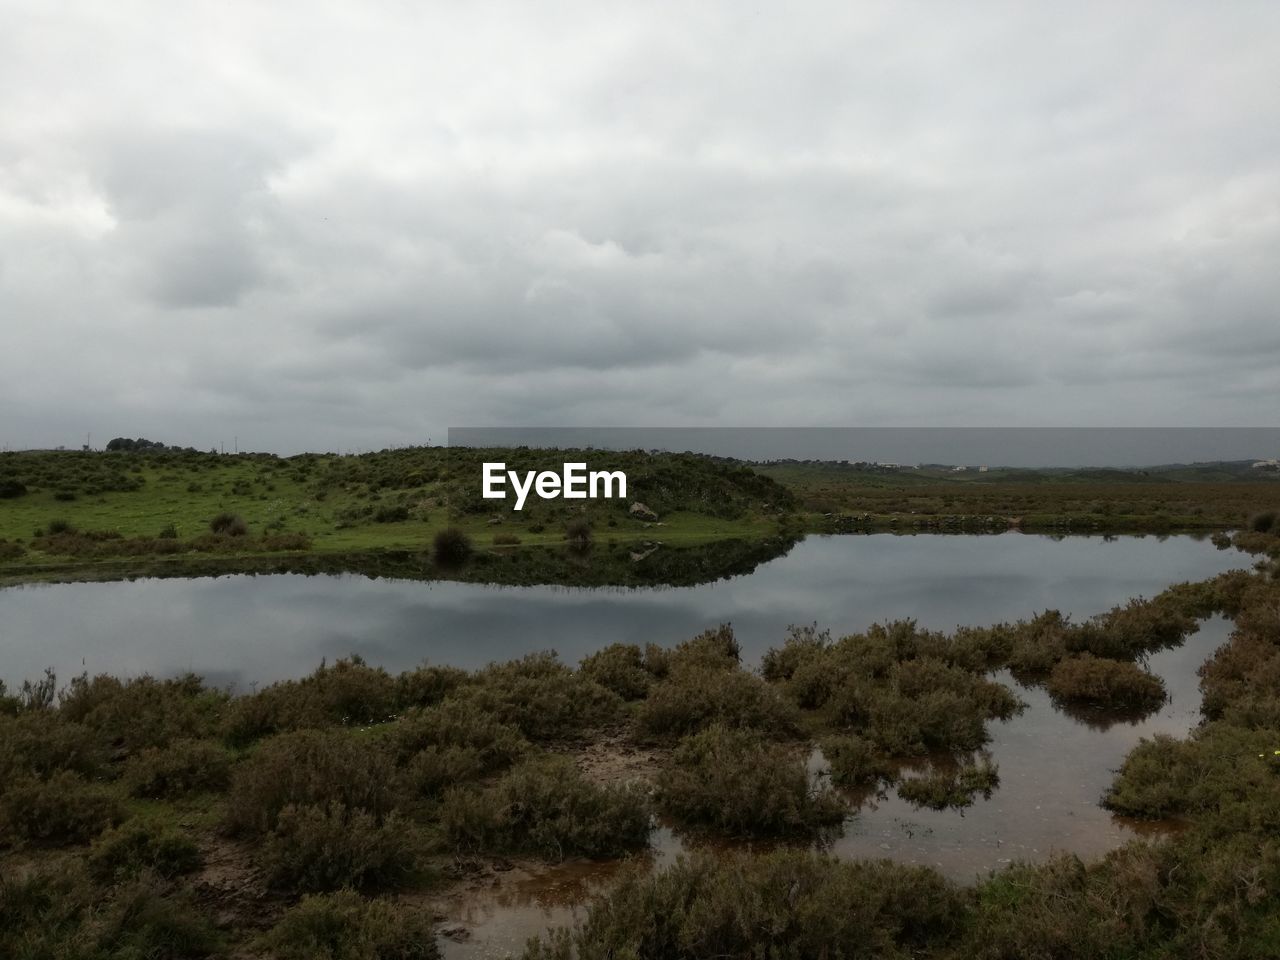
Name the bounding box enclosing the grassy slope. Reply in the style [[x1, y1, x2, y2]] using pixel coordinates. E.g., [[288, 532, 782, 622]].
[[0, 448, 789, 580]]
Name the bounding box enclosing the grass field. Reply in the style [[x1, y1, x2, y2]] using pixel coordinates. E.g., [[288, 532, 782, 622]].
[[2, 448, 1279, 584]]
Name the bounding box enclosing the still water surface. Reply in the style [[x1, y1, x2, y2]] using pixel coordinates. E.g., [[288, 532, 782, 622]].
[[0, 532, 1250, 956], [0, 532, 1245, 689]]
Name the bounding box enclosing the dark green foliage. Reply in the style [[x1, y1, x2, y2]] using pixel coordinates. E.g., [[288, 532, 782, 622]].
[[372, 503, 411, 523], [657, 725, 846, 839], [59, 672, 228, 752], [225, 729, 397, 836], [440, 756, 650, 859], [47, 517, 76, 534], [0, 771, 123, 847], [260, 890, 440, 960], [393, 663, 471, 710], [1046, 654, 1166, 709], [387, 699, 528, 797], [896, 756, 1000, 810], [122, 738, 233, 798], [450, 652, 623, 741], [158, 522, 179, 539], [0, 478, 27, 498], [564, 517, 593, 551], [667, 623, 741, 672], [0, 712, 110, 781], [578, 643, 666, 700], [432, 527, 472, 566], [522, 851, 964, 960], [0, 865, 222, 960], [209, 511, 248, 536], [635, 666, 801, 742], [260, 804, 421, 893], [224, 656, 399, 744], [821, 733, 895, 786], [0, 538, 25, 560], [88, 819, 203, 882], [1249, 510, 1277, 533]]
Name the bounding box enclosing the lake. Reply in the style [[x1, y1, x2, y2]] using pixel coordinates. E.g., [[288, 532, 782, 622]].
[[0, 532, 1245, 690], [0, 531, 1250, 956]]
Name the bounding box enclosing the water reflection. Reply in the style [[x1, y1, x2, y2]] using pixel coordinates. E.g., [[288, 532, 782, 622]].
[[0, 533, 1243, 691]]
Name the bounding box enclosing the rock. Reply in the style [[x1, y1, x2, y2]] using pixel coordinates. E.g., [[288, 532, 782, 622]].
[[629, 501, 659, 521], [440, 925, 472, 942]]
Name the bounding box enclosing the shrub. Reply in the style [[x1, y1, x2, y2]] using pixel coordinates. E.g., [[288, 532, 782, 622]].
[[452, 653, 622, 742], [760, 623, 831, 681], [433, 527, 472, 566], [636, 665, 801, 742], [0, 539, 25, 561], [522, 850, 964, 960], [0, 713, 110, 781], [209, 511, 248, 536], [493, 532, 522, 545], [260, 804, 421, 893], [0, 771, 123, 847], [46, 518, 76, 534], [373, 504, 411, 523], [564, 517, 593, 551], [393, 663, 470, 710], [578, 643, 659, 700], [88, 819, 203, 881], [388, 699, 528, 797], [225, 729, 398, 836], [53, 490, 78, 501], [260, 890, 440, 960], [896, 756, 1000, 810], [440, 756, 650, 860], [1046, 654, 1166, 709], [157, 522, 179, 539], [224, 656, 399, 744], [1249, 510, 1277, 534], [821, 734, 894, 787], [0, 479, 27, 498], [122, 738, 233, 798], [667, 624, 741, 672], [59, 672, 228, 752], [657, 725, 846, 839]]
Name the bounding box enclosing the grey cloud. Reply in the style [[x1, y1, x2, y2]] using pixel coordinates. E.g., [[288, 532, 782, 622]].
[[1, 1, 1279, 453]]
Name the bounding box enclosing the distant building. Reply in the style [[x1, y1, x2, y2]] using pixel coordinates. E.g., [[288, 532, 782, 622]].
[[1252, 459, 1279, 469], [978, 465, 989, 473]]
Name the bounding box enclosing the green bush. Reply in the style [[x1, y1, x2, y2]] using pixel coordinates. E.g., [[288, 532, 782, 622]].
[[896, 756, 1000, 810], [522, 850, 964, 960], [657, 725, 846, 838], [260, 804, 421, 893], [209, 511, 248, 536], [440, 755, 650, 860], [821, 733, 895, 787], [1046, 654, 1166, 709], [122, 738, 233, 798], [88, 819, 203, 882], [224, 656, 399, 744], [667, 624, 741, 672], [432, 527, 472, 566], [452, 653, 622, 742], [0, 771, 123, 847], [388, 699, 528, 797], [564, 517, 593, 551], [578, 643, 663, 700], [225, 729, 398, 836], [635, 666, 801, 742], [1249, 510, 1277, 534], [393, 663, 471, 709], [58, 672, 228, 752], [0, 712, 110, 781], [260, 890, 440, 960]]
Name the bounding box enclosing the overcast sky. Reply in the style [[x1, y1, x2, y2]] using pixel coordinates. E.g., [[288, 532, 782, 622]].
[[2, 1, 1278, 454]]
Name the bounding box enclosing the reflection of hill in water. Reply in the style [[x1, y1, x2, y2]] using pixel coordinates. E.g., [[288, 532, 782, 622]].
[[40, 535, 804, 589]]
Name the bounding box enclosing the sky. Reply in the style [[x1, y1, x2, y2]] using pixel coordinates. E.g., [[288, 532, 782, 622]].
[[2, 1, 1278, 455]]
